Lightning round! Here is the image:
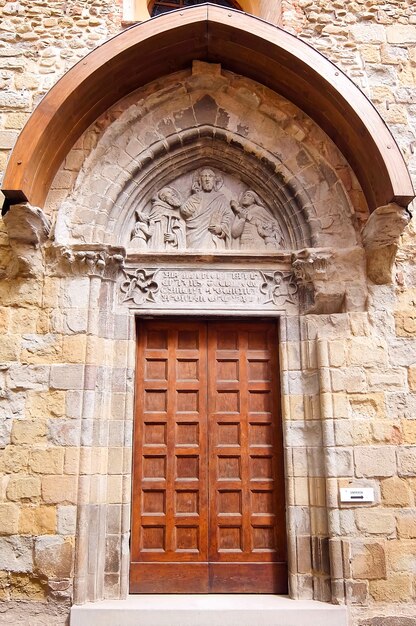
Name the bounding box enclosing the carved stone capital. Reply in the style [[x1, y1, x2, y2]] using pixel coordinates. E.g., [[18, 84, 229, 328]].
[[361, 203, 411, 284], [52, 245, 125, 280], [292, 247, 367, 315], [292, 248, 333, 286], [2, 203, 51, 277]]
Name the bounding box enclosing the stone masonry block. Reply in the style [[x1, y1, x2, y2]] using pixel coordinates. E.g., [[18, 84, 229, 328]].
[[0, 447, 29, 474], [0, 536, 33, 572], [60, 277, 90, 309], [8, 365, 49, 390], [26, 390, 66, 419], [381, 476, 413, 507], [367, 369, 407, 391], [48, 419, 81, 447], [41, 475, 77, 504], [388, 540, 416, 573], [0, 335, 19, 361], [402, 421, 416, 444], [18, 505, 56, 535], [355, 509, 396, 536], [34, 536, 73, 578], [6, 476, 41, 501], [50, 364, 84, 390], [62, 334, 87, 363], [370, 573, 413, 602], [386, 392, 416, 420], [348, 393, 385, 419], [355, 447, 396, 478], [0, 502, 19, 534], [397, 512, 416, 539], [29, 448, 64, 474], [57, 505, 77, 535], [325, 448, 353, 477], [351, 23, 386, 43], [387, 25, 416, 44], [9, 572, 47, 601], [351, 540, 387, 580], [11, 420, 46, 445], [360, 618, 416, 626], [348, 338, 388, 367], [398, 447, 416, 476], [409, 366, 416, 391]]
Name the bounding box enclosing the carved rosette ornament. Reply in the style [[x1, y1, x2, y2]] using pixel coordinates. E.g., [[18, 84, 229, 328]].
[[121, 268, 159, 305], [361, 203, 411, 284]]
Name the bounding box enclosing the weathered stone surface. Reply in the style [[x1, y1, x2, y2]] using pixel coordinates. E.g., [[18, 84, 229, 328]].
[[355, 510, 396, 536], [381, 477, 412, 507], [41, 476, 77, 505], [0, 537, 33, 572], [56, 505, 76, 536], [0, 503, 19, 535], [18, 506, 56, 535], [351, 541, 387, 580], [6, 476, 41, 502], [34, 536, 73, 578], [29, 449, 64, 474], [370, 573, 413, 602], [355, 447, 396, 478]]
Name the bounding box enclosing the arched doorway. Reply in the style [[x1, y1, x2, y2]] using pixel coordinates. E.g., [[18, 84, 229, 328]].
[[1, 5, 413, 615]]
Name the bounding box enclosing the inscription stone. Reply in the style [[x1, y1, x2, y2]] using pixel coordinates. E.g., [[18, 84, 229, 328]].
[[120, 267, 297, 311]]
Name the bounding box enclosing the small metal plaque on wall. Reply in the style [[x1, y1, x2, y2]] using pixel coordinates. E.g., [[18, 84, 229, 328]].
[[339, 488, 375, 503]]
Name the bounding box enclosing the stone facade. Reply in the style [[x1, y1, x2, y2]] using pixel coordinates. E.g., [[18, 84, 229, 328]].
[[0, 1, 415, 626]]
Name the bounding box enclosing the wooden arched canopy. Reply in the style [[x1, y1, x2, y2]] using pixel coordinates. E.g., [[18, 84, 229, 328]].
[[1, 4, 414, 211]]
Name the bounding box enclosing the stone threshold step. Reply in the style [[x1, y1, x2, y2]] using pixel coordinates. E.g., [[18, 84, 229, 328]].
[[70, 595, 349, 626]]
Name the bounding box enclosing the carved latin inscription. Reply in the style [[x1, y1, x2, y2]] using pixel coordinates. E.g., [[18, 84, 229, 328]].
[[121, 267, 297, 311], [129, 168, 285, 253]]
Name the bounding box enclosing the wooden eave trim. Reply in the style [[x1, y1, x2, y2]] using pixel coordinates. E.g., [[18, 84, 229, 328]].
[[1, 5, 414, 211]]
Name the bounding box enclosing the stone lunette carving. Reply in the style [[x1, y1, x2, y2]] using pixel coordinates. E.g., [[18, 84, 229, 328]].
[[361, 203, 411, 285], [129, 167, 285, 253], [2, 203, 51, 277]]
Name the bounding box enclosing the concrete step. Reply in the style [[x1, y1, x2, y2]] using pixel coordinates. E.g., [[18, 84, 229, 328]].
[[70, 594, 349, 626]]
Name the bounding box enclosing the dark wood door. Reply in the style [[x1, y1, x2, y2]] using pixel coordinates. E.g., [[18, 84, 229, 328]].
[[130, 319, 287, 593]]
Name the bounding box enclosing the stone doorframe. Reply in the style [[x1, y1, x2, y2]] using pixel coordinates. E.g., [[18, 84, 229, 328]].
[[37, 242, 371, 606], [44, 242, 352, 605]]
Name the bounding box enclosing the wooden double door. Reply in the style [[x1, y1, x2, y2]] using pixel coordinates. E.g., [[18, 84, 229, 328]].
[[130, 319, 287, 593]]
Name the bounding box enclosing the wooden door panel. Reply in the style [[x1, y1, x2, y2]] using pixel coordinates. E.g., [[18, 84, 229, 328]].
[[131, 319, 287, 594], [130, 320, 209, 592], [208, 321, 287, 584]]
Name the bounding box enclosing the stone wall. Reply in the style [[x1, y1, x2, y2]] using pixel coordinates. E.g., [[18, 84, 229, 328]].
[[0, 1, 415, 626]]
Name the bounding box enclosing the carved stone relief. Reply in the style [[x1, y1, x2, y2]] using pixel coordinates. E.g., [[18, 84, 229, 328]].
[[3, 203, 51, 277], [128, 168, 285, 253], [120, 267, 298, 312]]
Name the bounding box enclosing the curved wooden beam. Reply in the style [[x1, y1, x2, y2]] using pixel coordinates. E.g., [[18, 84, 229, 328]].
[[1, 5, 414, 211]]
